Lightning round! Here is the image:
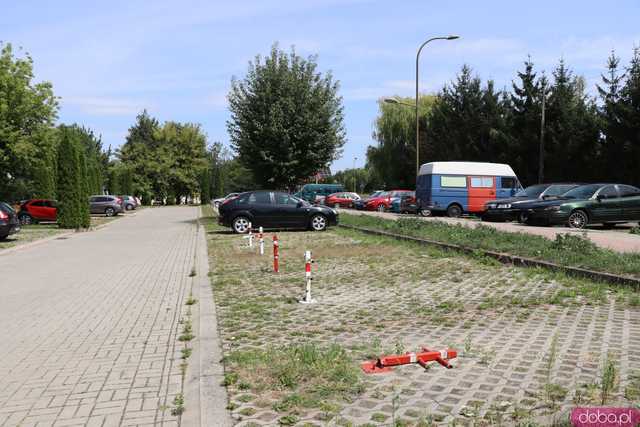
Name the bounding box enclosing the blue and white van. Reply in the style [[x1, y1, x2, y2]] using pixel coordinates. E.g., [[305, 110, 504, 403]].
[[416, 162, 521, 217]]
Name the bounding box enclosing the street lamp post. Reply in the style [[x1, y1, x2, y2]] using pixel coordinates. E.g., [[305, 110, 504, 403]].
[[353, 157, 357, 193], [385, 35, 460, 179]]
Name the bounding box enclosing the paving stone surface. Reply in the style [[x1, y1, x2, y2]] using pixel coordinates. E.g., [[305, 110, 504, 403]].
[[205, 223, 640, 426], [0, 207, 204, 427]]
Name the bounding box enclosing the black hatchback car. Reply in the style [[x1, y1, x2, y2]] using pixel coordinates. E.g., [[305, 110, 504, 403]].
[[0, 201, 21, 240], [218, 190, 339, 233]]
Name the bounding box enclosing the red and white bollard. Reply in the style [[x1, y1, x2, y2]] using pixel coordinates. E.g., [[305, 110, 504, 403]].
[[273, 234, 279, 273], [243, 222, 254, 247], [299, 250, 316, 304], [258, 227, 264, 255]]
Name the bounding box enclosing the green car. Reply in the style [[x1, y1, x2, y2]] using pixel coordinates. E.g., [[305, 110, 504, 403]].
[[522, 183, 640, 229]]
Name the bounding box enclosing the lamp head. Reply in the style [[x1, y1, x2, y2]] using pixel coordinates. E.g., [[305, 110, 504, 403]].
[[446, 35, 460, 40]]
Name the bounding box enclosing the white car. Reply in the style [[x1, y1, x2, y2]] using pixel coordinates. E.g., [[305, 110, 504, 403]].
[[213, 193, 239, 208]]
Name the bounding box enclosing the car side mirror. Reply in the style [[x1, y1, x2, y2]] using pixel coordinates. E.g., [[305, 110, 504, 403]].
[[596, 194, 604, 201], [297, 201, 304, 208]]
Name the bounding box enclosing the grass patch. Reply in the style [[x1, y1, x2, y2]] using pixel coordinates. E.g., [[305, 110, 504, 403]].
[[0, 223, 66, 250], [224, 343, 363, 418], [340, 213, 640, 278]]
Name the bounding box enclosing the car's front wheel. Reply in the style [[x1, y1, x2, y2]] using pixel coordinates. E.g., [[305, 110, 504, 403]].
[[568, 210, 589, 229], [310, 214, 327, 231], [125, 204, 133, 211], [105, 207, 115, 217], [232, 216, 251, 234]]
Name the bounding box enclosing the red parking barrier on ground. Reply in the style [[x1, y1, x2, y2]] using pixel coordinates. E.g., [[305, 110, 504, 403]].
[[361, 347, 457, 374], [273, 234, 279, 273]]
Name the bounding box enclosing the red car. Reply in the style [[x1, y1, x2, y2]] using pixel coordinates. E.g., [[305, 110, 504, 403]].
[[324, 192, 360, 208], [364, 190, 413, 212], [18, 199, 58, 224]]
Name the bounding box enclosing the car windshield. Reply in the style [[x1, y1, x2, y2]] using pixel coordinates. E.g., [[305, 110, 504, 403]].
[[291, 195, 310, 206], [562, 184, 603, 200], [544, 184, 578, 197], [515, 184, 547, 198], [376, 192, 389, 197]]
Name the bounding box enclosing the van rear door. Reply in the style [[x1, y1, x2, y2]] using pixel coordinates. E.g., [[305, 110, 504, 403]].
[[467, 176, 495, 213]]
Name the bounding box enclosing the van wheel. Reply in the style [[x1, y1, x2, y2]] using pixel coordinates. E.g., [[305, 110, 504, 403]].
[[419, 209, 432, 217], [446, 204, 462, 218]]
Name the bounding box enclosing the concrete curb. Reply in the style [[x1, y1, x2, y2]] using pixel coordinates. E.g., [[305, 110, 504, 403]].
[[340, 224, 640, 289], [183, 218, 232, 426]]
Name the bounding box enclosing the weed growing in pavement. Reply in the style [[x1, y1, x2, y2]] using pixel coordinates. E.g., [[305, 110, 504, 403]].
[[178, 319, 194, 341], [185, 295, 197, 305], [181, 348, 192, 359], [189, 267, 196, 277], [541, 333, 568, 411], [171, 393, 185, 416], [624, 370, 640, 401], [630, 226, 640, 235], [224, 343, 362, 420], [600, 352, 619, 405]]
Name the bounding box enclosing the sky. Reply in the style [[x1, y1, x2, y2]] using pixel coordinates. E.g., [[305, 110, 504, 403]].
[[3, 0, 640, 172]]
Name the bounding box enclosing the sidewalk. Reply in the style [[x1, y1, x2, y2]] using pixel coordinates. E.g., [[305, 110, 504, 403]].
[[0, 207, 230, 427]]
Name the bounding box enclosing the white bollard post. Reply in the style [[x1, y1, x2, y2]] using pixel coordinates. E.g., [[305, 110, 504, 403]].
[[259, 227, 264, 255], [247, 222, 253, 248], [299, 250, 316, 304]]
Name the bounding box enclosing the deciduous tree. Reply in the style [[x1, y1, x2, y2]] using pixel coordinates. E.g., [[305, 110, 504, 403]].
[[227, 44, 346, 189]]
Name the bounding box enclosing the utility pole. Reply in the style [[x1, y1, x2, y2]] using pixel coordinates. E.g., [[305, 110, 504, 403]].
[[538, 80, 546, 184], [352, 157, 357, 193]]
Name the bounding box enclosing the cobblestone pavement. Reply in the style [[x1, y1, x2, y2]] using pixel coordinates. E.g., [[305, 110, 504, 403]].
[[346, 209, 640, 253], [204, 222, 640, 426], [0, 207, 221, 427]]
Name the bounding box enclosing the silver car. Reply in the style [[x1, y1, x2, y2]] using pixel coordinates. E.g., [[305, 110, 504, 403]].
[[89, 195, 124, 216]]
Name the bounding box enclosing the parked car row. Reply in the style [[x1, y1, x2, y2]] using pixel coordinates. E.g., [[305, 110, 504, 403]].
[[485, 183, 640, 228], [0, 195, 141, 236]]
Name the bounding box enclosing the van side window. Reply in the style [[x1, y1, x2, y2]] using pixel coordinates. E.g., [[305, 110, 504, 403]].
[[500, 177, 517, 189], [471, 177, 493, 188], [440, 176, 466, 188]]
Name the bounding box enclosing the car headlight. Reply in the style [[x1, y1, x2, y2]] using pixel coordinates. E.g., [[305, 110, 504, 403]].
[[544, 205, 561, 211], [497, 203, 511, 209], [486, 203, 496, 209]]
